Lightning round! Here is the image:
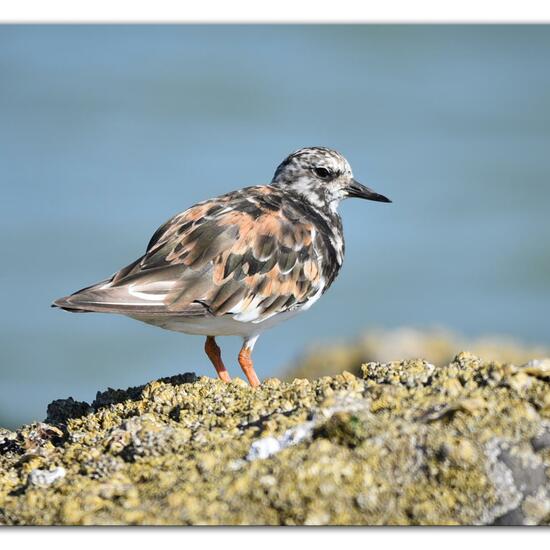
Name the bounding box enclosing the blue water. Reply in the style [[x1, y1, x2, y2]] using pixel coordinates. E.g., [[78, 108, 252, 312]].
[[1, 25, 549, 428]]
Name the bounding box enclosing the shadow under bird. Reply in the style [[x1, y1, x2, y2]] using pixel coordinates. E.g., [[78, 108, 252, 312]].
[[53, 147, 391, 386]]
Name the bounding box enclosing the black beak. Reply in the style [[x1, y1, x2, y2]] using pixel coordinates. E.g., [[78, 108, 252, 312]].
[[347, 179, 391, 203]]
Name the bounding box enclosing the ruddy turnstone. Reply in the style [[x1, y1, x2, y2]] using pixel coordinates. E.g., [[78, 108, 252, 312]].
[[53, 147, 390, 387]]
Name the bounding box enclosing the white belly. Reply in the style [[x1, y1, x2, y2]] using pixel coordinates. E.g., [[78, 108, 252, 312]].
[[129, 307, 304, 338]]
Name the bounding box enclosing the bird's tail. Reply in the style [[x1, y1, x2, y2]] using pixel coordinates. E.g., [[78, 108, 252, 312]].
[[51, 280, 112, 313]]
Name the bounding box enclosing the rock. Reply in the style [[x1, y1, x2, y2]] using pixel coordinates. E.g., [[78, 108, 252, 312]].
[[0, 356, 549, 525], [531, 425, 550, 452], [28, 467, 66, 487], [285, 328, 550, 381], [46, 398, 92, 424], [524, 359, 550, 380]]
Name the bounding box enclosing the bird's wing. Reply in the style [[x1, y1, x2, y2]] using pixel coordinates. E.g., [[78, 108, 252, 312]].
[[54, 186, 327, 322]]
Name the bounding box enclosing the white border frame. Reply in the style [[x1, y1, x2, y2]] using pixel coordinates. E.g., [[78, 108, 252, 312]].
[[2, 0, 550, 23]]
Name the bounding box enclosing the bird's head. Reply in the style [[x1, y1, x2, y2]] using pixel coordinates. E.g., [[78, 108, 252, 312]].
[[271, 146, 391, 211]]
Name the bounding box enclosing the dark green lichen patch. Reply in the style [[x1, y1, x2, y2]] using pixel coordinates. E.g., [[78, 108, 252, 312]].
[[314, 412, 370, 448], [0, 354, 549, 525]]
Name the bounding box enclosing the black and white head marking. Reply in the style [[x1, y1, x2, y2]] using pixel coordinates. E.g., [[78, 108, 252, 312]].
[[271, 147, 354, 212]]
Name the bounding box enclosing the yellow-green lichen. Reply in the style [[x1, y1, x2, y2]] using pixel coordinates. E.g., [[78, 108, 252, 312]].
[[0, 354, 549, 525]]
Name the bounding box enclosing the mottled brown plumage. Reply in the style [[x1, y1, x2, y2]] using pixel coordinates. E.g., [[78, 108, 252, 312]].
[[55, 186, 333, 323]]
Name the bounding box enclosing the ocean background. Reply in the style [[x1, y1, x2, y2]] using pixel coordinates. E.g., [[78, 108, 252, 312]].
[[1, 25, 549, 429]]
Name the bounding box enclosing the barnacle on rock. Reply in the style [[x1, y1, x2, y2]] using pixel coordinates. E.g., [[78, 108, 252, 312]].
[[0, 356, 549, 525]]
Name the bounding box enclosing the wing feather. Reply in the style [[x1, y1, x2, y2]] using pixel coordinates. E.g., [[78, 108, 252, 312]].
[[54, 186, 332, 322]]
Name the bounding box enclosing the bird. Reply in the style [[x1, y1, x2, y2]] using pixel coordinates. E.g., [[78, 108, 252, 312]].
[[53, 147, 391, 387]]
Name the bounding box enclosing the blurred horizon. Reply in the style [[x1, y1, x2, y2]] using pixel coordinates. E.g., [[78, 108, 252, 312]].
[[1, 25, 549, 429]]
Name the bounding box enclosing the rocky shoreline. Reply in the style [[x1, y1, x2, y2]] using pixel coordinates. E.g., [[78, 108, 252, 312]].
[[1, 353, 549, 525]]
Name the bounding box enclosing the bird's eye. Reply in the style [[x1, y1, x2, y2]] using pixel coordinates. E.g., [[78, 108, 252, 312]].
[[313, 167, 332, 180]]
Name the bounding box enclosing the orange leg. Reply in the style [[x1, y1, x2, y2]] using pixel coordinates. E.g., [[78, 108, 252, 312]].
[[238, 344, 260, 388], [205, 336, 231, 383]]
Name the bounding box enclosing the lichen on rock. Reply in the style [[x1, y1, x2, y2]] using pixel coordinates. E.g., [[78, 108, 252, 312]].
[[0, 355, 549, 525]]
